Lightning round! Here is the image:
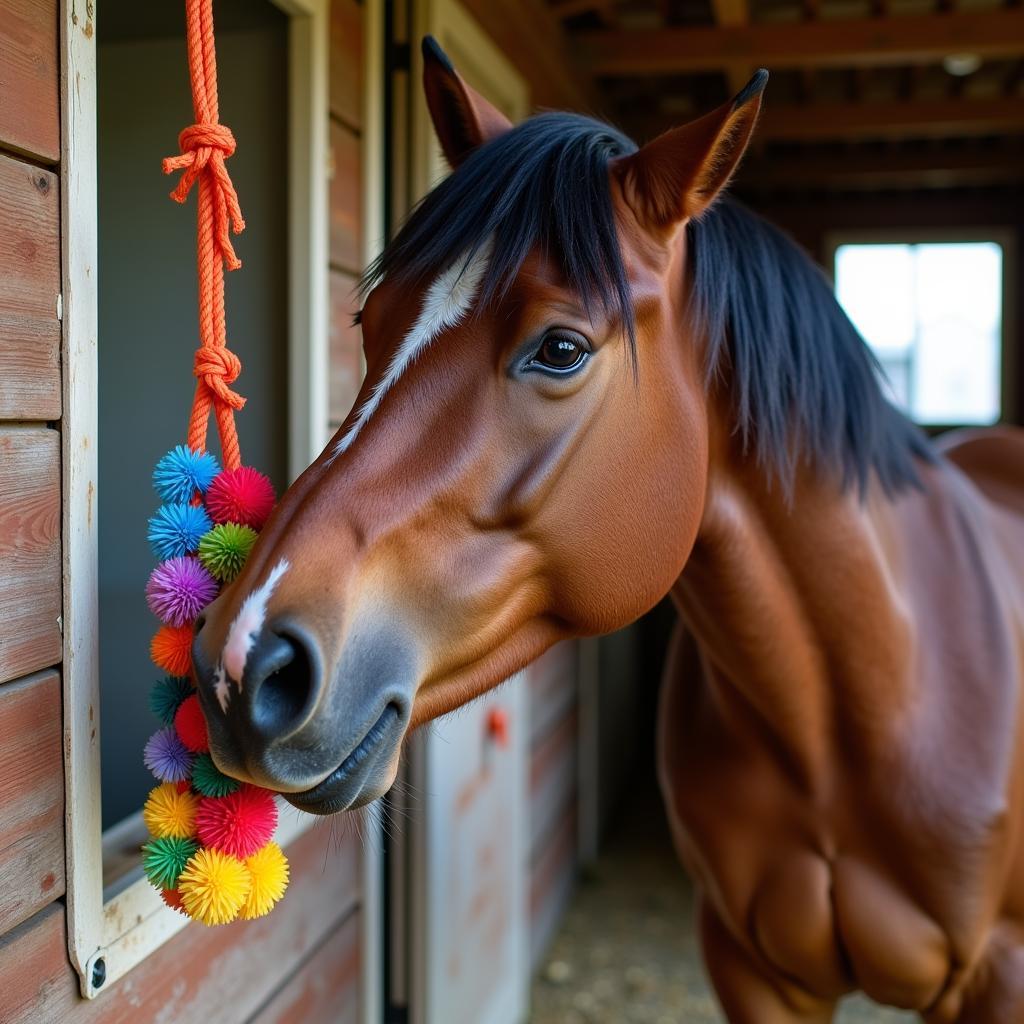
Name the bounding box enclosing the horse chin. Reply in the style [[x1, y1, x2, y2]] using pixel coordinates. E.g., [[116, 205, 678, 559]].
[[281, 702, 404, 815]]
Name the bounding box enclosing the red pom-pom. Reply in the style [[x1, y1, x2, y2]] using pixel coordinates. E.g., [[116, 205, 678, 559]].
[[205, 467, 275, 530], [195, 785, 278, 859], [174, 694, 209, 753], [161, 888, 185, 912], [175, 779, 192, 795]]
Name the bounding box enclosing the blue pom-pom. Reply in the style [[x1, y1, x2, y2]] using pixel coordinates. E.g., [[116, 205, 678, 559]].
[[147, 502, 212, 560], [153, 445, 220, 503]]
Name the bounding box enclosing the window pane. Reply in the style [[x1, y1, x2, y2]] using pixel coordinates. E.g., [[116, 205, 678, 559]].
[[835, 244, 915, 355], [912, 242, 1002, 425], [834, 241, 1003, 426]]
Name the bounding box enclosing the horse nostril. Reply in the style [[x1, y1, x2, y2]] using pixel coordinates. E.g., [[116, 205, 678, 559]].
[[249, 629, 317, 740]]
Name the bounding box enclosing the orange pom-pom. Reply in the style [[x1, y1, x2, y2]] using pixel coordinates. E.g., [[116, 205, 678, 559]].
[[151, 624, 193, 677], [175, 693, 209, 753]]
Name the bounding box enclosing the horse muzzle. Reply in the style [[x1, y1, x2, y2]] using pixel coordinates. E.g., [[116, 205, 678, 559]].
[[192, 614, 417, 814]]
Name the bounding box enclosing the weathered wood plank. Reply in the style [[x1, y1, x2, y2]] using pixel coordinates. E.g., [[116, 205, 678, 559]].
[[0, 429, 61, 684], [329, 121, 362, 275], [0, 671, 64, 938], [0, 154, 61, 420], [330, 0, 363, 132], [0, 315, 61, 421], [0, 0, 60, 163], [529, 806, 577, 966], [329, 269, 362, 427], [528, 642, 577, 745], [0, 825, 362, 1023], [530, 707, 577, 862], [249, 910, 361, 1024]]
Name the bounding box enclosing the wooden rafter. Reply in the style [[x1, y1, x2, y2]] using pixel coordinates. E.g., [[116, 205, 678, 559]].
[[737, 146, 1024, 189], [577, 9, 1024, 75], [756, 95, 1024, 140]]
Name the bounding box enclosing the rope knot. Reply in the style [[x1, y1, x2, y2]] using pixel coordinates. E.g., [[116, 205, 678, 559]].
[[193, 345, 246, 410], [178, 122, 236, 160]]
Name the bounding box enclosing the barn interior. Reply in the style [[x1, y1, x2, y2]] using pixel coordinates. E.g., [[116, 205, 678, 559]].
[[523, 1, 1021, 1020]]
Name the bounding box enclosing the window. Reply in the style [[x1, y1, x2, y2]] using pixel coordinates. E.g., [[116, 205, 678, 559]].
[[834, 240, 1005, 426], [63, 0, 332, 997]]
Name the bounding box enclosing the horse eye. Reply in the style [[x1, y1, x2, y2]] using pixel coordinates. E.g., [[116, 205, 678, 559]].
[[530, 333, 587, 373]]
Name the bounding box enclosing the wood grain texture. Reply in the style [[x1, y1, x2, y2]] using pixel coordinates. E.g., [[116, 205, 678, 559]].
[[249, 910, 361, 1024], [529, 708, 578, 864], [329, 120, 362, 275], [0, 429, 61, 684], [0, 0, 60, 162], [0, 825, 362, 1024], [0, 154, 61, 419], [329, 269, 362, 428], [329, 0, 363, 132], [0, 671, 64, 938], [0, 314, 61, 420]]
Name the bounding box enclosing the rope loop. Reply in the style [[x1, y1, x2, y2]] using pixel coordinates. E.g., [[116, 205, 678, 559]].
[[193, 345, 246, 410]]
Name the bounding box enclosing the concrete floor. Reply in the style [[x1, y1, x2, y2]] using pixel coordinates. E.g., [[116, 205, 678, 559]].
[[529, 787, 915, 1024]]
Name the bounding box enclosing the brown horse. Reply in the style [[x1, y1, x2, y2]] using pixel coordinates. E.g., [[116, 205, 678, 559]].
[[193, 38, 1024, 1022]]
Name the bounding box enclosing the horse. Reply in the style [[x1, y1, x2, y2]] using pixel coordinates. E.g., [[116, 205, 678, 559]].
[[192, 36, 1024, 1023]]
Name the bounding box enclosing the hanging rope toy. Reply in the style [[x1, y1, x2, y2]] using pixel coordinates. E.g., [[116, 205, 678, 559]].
[[140, 0, 288, 926]]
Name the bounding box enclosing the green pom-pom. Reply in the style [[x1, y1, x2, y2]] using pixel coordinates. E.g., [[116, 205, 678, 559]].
[[142, 835, 198, 889], [149, 676, 193, 726], [198, 523, 258, 583], [191, 753, 241, 797]]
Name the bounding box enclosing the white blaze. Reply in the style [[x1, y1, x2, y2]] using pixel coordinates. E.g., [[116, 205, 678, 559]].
[[220, 558, 291, 703], [333, 245, 490, 458]]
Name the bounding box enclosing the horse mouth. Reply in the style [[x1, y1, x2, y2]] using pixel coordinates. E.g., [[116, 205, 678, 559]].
[[284, 703, 401, 815]]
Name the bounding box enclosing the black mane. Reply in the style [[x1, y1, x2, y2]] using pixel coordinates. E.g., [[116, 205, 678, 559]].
[[364, 111, 932, 494]]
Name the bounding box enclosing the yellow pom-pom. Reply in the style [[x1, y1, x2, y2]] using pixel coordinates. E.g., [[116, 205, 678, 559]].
[[178, 847, 251, 926], [240, 842, 289, 920], [143, 782, 199, 839]]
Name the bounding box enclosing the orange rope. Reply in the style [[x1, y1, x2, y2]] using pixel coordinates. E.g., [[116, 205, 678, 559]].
[[162, 0, 246, 471]]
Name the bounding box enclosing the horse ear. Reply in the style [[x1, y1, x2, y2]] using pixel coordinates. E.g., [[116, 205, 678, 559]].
[[613, 70, 768, 232], [422, 35, 513, 168]]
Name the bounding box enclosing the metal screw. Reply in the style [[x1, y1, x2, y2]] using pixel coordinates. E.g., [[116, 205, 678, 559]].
[[91, 956, 106, 990]]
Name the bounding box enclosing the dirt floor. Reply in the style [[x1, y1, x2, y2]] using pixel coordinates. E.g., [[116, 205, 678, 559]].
[[529, 786, 914, 1024]]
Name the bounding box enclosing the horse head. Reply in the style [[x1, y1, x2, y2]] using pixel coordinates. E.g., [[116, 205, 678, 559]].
[[192, 38, 766, 813]]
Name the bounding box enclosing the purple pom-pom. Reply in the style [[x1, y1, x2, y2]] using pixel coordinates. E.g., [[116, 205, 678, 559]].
[[144, 727, 195, 782], [146, 556, 219, 627]]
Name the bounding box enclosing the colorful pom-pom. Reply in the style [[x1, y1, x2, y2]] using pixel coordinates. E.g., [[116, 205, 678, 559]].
[[141, 835, 199, 889], [205, 467, 276, 530], [151, 624, 194, 677], [143, 782, 199, 839], [174, 694, 209, 753], [153, 445, 220, 503], [148, 676, 193, 726], [146, 556, 219, 627], [240, 842, 289, 920], [161, 888, 186, 913], [191, 752, 241, 798], [195, 785, 278, 859], [143, 727, 195, 782], [198, 522, 258, 583], [178, 847, 251, 926], [148, 502, 213, 560]]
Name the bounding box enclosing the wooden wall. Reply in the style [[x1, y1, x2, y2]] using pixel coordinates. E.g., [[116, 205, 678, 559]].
[[525, 643, 580, 969], [0, 3, 368, 1021]]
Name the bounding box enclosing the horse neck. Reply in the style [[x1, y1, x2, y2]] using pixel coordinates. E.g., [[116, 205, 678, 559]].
[[671, 408, 916, 787]]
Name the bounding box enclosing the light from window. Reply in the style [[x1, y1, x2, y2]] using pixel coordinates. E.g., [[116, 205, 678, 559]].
[[835, 241, 1003, 425]]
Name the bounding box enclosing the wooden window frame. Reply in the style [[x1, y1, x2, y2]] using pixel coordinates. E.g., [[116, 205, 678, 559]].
[[61, 0, 338, 998]]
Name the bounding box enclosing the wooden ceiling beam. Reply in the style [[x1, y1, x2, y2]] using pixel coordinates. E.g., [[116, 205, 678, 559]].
[[736, 146, 1024, 189], [757, 95, 1024, 140], [578, 9, 1024, 75]]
